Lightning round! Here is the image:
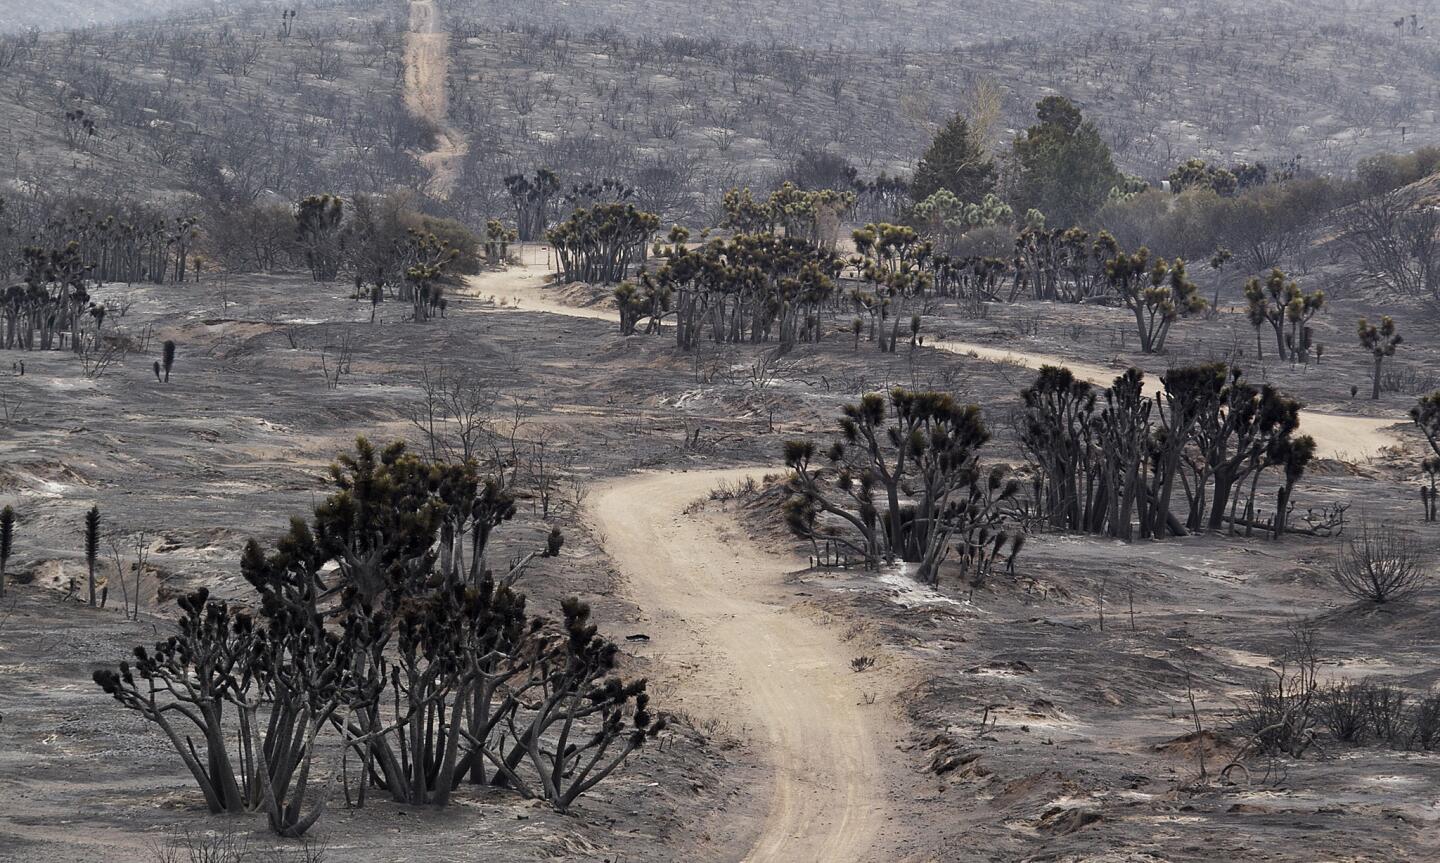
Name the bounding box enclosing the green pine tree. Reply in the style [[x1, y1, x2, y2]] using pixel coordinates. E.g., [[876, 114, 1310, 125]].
[[1013, 96, 1125, 227], [911, 113, 996, 205]]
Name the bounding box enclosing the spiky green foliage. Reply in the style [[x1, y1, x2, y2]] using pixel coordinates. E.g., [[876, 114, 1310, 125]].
[[546, 202, 660, 284], [650, 229, 843, 350], [1245, 269, 1324, 361], [1105, 246, 1206, 353]]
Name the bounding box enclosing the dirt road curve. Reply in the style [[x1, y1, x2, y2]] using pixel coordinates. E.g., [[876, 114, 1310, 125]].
[[591, 470, 890, 862], [467, 255, 1400, 462], [405, 0, 466, 197]]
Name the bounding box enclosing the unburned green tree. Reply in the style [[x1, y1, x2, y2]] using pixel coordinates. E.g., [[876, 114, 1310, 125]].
[[1012, 96, 1124, 227], [911, 112, 996, 205]]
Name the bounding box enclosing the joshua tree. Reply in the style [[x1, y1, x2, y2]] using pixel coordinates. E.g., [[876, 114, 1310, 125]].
[[1358, 316, 1402, 400], [483, 219, 517, 265], [1106, 247, 1206, 354], [1409, 392, 1440, 520], [96, 439, 662, 835], [1422, 457, 1440, 522], [783, 388, 1019, 583], [0, 505, 14, 598], [504, 169, 560, 241], [1245, 269, 1324, 362], [84, 505, 101, 607], [162, 340, 176, 382], [547, 203, 660, 284]]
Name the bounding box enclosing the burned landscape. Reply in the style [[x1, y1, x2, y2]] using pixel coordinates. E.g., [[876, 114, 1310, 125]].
[[2, 1, 1439, 862]]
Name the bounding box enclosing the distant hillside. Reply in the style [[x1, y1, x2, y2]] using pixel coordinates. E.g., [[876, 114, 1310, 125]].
[[1, 0, 1437, 230], [0, 0, 200, 33], [473, 0, 1423, 50]]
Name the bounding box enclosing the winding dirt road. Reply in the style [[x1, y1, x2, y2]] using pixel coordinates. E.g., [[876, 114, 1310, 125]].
[[405, 0, 466, 197], [467, 255, 1402, 463], [590, 470, 891, 862]]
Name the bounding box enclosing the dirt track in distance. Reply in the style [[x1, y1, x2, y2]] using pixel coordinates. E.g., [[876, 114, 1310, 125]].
[[405, 0, 466, 197]]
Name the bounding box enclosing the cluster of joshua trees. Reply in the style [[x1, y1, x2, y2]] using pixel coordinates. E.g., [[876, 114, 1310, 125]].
[[92, 439, 661, 836]]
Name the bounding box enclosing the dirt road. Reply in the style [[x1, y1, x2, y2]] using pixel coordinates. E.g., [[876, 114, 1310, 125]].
[[591, 470, 892, 862], [466, 256, 1401, 462], [404, 0, 466, 197]]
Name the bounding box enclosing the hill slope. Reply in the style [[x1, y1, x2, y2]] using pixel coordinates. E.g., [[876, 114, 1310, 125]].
[[0, 0, 1437, 227]]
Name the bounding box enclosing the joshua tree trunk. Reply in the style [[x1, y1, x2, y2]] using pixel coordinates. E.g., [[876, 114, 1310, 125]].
[[1372, 354, 1383, 400]]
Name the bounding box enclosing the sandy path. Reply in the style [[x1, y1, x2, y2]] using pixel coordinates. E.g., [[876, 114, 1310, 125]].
[[404, 0, 466, 197], [464, 247, 618, 322], [591, 470, 890, 862], [464, 257, 1399, 461]]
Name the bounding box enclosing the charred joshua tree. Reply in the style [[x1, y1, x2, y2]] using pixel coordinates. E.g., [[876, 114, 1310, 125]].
[[84, 505, 101, 607], [1409, 392, 1440, 521], [96, 438, 662, 835], [1, 242, 95, 352], [0, 505, 14, 597], [93, 589, 259, 816], [504, 169, 560, 241], [783, 388, 1019, 584], [161, 339, 176, 382], [1020, 364, 1315, 539], [294, 194, 346, 282]]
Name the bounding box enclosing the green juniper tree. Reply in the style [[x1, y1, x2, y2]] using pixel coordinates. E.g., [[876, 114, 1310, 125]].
[[910, 112, 996, 205], [1012, 96, 1125, 228]]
